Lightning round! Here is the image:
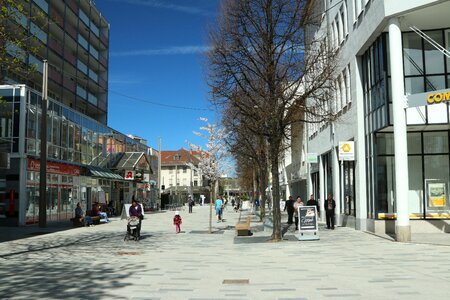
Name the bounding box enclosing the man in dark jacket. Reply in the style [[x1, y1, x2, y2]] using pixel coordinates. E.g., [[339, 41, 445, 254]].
[[284, 196, 295, 224], [324, 194, 336, 229], [306, 194, 320, 218]]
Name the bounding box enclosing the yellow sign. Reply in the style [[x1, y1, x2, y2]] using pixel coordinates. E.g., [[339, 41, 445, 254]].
[[342, 143, 351, 152], [338, 141, 354, 161], [427, 91, 450, 104]]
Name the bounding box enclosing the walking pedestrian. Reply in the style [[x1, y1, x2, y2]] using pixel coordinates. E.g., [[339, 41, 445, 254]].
[[293, 196, 304, 231], [188, 195, 194, 213], [324, 193, 336, 229], [215, 196, 223, 222], [284, 196, 295, 224], [173, 211, 182, 233]]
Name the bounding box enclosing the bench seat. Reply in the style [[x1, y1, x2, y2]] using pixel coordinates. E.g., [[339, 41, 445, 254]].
[[235, 216, 251, 236]]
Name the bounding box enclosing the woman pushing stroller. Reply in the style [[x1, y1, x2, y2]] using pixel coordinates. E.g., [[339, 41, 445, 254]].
[[127, 199, 143, 239]]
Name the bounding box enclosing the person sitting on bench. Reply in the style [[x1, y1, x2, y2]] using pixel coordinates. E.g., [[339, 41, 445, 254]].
[[93, 202, 110, 223]]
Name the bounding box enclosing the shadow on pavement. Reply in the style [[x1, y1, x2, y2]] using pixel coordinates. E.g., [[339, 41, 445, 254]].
[[0, 232, 144, 299]]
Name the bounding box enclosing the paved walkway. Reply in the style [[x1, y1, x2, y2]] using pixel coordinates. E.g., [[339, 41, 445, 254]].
[[0, 205, 449, 299]]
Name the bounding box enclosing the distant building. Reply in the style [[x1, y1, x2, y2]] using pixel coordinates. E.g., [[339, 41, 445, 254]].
[[160, 149, 209, 206]]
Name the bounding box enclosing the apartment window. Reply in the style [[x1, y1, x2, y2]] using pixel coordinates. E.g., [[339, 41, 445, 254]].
[[88, 92, 98, 106], [6, 42, 26, 62], [77, 34, 89, 50], [353, 0, 361, 23], [30, 22, 47, 44], [91, 23, 100, 37], [9, 7, 27, 28], [76, 85, 87, 99], [79, 9, 89, 26], [88, 69, 98, 82], [169, 167, 173, 174], [183, 166, 187, 173], [194, 180, 198, 187], [33, 0, 49, 14], [89, 46, 99, 60], [77, 59, 88, 74], [336, 15, 343, 44], [193, 169, 198, 176], [341, 2, 348, 36], [28, 55, 43, 73], [345, 65, 351, 104]]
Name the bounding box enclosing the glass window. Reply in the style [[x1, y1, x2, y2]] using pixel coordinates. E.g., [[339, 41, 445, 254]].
[[30, 22, 47, 44], [425, 75, 445, 92], [424, 155, 450, 215], [77, 34, 88, 50], [88, 93, 98, 106], [408, 156, 423, 216], [79, 9, 89, 26], [76, 85, 87, 99], [6, 42, 26, 62], [33, 0, 48, 13], [376, 133, 394, 155], [77, 59, 88, 74], [423, 132, 448, 154], [405, 77, 424, 95], [28, 55, 43, 73], [403, 32, 424, 76], [89, 46, 99, 59], [424, 31, 444, 75], [407, 132, 422, 154], [9, 7, 27, 28], [377, 156, 396, 214], [90, 22, 100, 37], [88, 69, 98, 82]]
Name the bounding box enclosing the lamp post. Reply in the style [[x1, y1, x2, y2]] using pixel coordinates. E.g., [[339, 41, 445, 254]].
[[38, 60, 48, 228]]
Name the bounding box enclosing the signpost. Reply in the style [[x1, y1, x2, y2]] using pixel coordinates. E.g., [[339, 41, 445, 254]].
[[338, 141, 355, 161], [296, 205, 320, 241]]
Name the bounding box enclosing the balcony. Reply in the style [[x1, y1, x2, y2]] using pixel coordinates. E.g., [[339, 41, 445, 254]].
[[48, 38, 63, 56], [65, 0, 78, 13], [99, 77, 107, 90], [65, 22, 77, 40], [63, 77, 76, 92], [100, 55, 108, 68], [63, 48, 76, 66], [100, 32, 109, 47], [49, 7, 64, 28], [49, 67, 62, 84]]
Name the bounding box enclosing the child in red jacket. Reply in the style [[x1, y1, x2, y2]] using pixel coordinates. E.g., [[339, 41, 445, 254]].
[[173, 211, 182, 233]]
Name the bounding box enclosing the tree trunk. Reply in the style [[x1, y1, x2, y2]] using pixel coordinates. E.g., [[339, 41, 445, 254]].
[[270, 139, 282, 241], [258, 164, 268, 221]]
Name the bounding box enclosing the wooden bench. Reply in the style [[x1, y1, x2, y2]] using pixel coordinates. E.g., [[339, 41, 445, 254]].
[[235, 216, 251, 236]]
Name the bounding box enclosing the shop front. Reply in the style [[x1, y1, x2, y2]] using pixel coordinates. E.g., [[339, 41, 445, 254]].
[[26, 158, 81, 224]]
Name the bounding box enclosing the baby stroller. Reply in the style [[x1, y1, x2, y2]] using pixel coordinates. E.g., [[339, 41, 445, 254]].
[[124, 216, 140, 241]]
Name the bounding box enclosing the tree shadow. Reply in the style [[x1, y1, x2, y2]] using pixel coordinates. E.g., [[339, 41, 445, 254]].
[[0, 232, 149, 299]]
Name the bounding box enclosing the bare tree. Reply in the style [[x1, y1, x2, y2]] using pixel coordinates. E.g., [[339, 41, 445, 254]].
[[207, 0, 338, 241]]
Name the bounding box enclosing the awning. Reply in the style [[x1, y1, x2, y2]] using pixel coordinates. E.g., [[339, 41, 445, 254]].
[[86, 166, 124, 180]]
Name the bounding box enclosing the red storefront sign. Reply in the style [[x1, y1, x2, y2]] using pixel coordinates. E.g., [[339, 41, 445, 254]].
[[27, 158, 81, 176]]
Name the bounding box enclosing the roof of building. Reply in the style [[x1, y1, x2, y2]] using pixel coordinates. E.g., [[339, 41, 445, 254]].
[[161, 148, 202, 165]]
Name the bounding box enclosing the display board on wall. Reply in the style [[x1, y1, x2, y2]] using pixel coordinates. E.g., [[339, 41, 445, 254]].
[[427, 181, 447, 207]]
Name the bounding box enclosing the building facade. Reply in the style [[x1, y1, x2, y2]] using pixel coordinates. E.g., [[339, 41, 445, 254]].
[[3, 0, 110, 123], [160, 149, 208, 206], [301, 0, 450, 236], [0, 1, 159, 225]]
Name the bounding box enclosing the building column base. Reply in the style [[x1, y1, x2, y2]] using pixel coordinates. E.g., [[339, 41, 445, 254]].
[[355, 218, 367, 231], [395, 225, 411, 242]]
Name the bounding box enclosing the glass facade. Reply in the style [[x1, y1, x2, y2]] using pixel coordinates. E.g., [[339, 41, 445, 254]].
[[363, 28, 450, 220], [0, 86, 155, 224]]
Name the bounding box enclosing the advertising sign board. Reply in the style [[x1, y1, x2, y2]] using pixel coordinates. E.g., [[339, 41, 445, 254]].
[[338, 141, 355, 161], [297, 205, 320, 241]]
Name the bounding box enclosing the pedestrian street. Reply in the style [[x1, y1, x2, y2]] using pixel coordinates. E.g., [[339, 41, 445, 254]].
[[0, 205, 449, 300]]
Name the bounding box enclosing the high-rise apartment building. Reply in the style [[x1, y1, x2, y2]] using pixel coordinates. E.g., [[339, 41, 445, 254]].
[[3, 0, 109, 123]]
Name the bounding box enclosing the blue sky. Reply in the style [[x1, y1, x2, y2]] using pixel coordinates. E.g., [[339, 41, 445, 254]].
[[95, 0, 220, 150]]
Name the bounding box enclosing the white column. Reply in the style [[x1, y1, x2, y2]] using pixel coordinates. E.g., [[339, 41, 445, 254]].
[[319, 155, 325, 221], [388, 18, 411, 242], [332, 147, 341, 225], [354, 57, 368, 231]]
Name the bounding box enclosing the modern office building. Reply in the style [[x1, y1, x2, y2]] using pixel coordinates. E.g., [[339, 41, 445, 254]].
[[0, 1, 158, 225], [294, 0, 450, 238]]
